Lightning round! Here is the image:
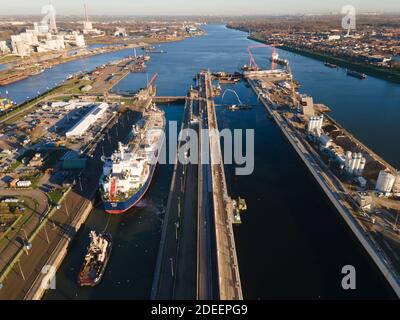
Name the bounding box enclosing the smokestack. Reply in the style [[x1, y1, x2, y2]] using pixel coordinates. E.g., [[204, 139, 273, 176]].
[[84, 4, 89, 22]]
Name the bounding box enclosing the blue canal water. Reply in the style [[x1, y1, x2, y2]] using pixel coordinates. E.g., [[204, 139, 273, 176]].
[[17, 24, 396, 299]]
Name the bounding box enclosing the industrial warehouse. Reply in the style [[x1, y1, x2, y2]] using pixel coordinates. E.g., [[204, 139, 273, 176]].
[[65, 102, 109, 138]]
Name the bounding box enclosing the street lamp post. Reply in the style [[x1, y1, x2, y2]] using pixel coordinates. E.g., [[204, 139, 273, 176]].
[[177, 196, 181, 217], [18, 261, 26, 281], [43, 224, 50, 244], [64, 201, 70, 217], [21, 228, 31, 255], [170, 257, 174, 278]]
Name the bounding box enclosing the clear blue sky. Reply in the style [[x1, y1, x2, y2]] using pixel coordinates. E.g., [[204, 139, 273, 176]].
[[2, 0, 400, 16]]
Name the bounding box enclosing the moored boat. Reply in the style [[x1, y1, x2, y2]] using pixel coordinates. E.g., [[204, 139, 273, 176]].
[[78, 231, 112, 287], [99, 105, 165, 214]]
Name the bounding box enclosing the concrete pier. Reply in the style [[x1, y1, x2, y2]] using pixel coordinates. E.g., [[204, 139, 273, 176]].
[[152, 71, 243, 300], [200, 71, 243, 300]]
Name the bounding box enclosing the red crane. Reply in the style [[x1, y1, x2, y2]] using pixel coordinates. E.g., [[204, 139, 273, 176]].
[[147, 73, 158, 87], [246, 43, 277, 71]]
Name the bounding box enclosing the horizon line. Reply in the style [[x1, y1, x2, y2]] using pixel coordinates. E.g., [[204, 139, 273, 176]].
[[1, 11, 400, 17]]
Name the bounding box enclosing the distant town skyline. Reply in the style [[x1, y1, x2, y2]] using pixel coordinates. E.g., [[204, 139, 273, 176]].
[[1, 0, 400, 16]]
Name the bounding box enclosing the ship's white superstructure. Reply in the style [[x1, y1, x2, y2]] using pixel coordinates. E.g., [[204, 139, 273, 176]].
[[100, 106, 165, 204]]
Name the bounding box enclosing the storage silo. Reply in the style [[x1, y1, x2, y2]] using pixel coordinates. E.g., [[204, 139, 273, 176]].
[[312, 117, 317, 131], [308, 117, 316, 132], [345, 151, 352, 168], [317, 115, 324, 131], [375, 170, 396, 193], [357, 157, 366, 176], [349, 154, 358, 175], [307, 118, 314, 132], [393, 173, 400, 194], [354, 153, 362, 175]]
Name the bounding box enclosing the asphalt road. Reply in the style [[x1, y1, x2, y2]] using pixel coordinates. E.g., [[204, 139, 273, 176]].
[[152, 95, 190, 300], [0, 189, 49, 280], [152, 75, 220, 300], [196, 75, 216, 300]]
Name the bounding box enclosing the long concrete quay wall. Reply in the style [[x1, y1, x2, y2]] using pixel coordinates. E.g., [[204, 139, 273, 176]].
[[248, 79, 400, 298], [204, 72, 243, 300]]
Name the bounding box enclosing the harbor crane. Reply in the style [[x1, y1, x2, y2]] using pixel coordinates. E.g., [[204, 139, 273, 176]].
[[246, 43, 277, 71], [245, 43, 297, 106]]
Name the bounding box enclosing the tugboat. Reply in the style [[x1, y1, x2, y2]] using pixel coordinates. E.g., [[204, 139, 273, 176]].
[[227, 104, 252, 111], [78, 231, 112, 287]]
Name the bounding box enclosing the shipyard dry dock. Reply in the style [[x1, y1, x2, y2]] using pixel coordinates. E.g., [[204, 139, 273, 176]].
[[245, 68, 400, 297], [152, 71, 243, 300]]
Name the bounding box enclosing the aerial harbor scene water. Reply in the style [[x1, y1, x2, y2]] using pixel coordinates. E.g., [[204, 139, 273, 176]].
[[0, 0, 400, 306]]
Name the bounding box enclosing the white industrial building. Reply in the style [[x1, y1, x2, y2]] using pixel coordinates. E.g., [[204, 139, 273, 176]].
[[39, 35, 65, 51], [356, 192, 372, 210], [300, 95, 315, 117], [65, 103, 109, 138], [393, 173, 400, 194], [114, 27, 127, 37], [49, 101, 92, 110], [307, 115, 324, 135], [375, 170, 396, 193], [11, 33, 38, 56], [12, 40, 29, 57], [0, 41, 10, 54], [64, 32, 86, 47], [8, 20, 85, 57], [17, 180, 32, 188], [82, 4, 101, 35], [327, 35, 341, 41]]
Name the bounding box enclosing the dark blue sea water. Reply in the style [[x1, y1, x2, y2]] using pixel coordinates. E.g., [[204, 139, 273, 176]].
[[22, 24, 397, 299]]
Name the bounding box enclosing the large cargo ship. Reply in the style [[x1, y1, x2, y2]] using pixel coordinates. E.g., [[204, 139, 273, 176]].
[[100, 105, 165, 214], [78, 231, 112, 287], [347, 69, 367, 79], [324, 62, 337, 68]]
